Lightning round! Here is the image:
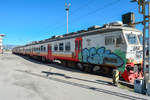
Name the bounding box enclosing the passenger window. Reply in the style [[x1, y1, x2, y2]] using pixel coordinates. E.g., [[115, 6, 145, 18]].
[[116, 35, 123, 45], [105, 36, 115, 45], [41, 46, 43, 51], [54, 44, 58, 51], [65, 42, 71, 51], [59, 43, 64, 51], [43, 47, 46, 52]]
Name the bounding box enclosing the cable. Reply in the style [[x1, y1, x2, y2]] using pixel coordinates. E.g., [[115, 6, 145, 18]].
[[70, 0, 95, 15], [38, 0, 95, 35], [36, 0, 122, 36], [69, 0, 121, 24]]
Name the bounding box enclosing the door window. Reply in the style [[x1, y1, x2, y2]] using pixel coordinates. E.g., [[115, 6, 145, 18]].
[[79, 40, 82, 50], [75, 40, 78, 50]]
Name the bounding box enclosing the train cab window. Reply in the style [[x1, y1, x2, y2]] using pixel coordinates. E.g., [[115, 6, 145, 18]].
[[105, 36, 115, 45], [126, 34, 138, 44], [65, 42, 71, 51], [59, 43, 64, 51], [54, 44, 58, 51], [138, 35, 143, 45]]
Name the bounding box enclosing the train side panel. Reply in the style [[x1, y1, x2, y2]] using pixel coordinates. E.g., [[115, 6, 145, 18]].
[[80, 31, 127, 71], [50, 38, 76, 61]]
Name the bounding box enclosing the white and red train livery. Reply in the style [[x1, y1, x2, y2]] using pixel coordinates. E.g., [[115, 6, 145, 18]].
[[12, 22, 143, 83]]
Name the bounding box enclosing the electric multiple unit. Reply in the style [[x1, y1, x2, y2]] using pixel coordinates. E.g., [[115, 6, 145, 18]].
[[12, 22, 143, 83]]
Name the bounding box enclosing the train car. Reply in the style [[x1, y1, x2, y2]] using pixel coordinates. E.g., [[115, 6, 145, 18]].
[[12, 22, 143, 83]]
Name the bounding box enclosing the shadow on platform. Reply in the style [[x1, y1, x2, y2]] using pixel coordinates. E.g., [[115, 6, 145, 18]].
[[16, 69, 147, 100]]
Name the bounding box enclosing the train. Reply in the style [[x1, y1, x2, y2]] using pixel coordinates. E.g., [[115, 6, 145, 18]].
[[12, 21, 143, 83]]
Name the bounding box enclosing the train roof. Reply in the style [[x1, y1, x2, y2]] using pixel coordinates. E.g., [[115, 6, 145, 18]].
[[13, 22, 142, 48]]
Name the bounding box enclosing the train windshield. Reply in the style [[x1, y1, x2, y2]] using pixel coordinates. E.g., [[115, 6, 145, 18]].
[[138, 35, 143, 45], [126, 34, 138, 45]]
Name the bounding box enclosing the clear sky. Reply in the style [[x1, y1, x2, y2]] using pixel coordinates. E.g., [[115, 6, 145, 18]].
[[0, 0, 144, 45]]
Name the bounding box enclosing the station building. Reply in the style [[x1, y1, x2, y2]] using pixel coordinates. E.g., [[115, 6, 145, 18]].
[[0, 34, 5, 54]]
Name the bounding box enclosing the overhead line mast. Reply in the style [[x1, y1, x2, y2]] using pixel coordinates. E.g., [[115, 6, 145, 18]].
[[131, 0, 150, 94], [65, 2, 71, 34]]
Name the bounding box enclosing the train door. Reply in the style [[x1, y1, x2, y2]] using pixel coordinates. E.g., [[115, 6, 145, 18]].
[[75, 37, 82, 60], [48, 44, 53, 60]]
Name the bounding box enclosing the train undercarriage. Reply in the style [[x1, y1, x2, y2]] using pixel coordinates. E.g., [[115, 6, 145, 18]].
[[13, 52, 144, 84]]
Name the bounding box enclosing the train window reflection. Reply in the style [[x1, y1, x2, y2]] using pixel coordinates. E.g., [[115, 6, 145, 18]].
[[116, 35, 123, 45], [105, 36, 115, 45], [59, 43, 64, 51], [65, 42, 71, 51], [126, 34, 138, 45], [54, 44, 58, 51], [138, 35, 143, 45]]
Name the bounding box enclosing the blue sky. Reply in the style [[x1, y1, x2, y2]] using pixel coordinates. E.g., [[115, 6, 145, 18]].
[[0, 0, 143, 45]]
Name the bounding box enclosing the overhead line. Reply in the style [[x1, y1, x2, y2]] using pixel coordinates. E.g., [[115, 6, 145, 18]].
[[37, 0, 122, 36], [70, 0, 95, 15], [69, 0, 121, 24]]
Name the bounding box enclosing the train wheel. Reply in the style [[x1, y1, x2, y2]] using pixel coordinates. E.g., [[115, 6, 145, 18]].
[[92, 66, 101, 74], [76, 63, 84, 71], [61, 60, 67, 66], [67, 61, 76, 68], [42, 57, 46, 62], [83, 64, 92, 73], [102, 67, 111, 77]]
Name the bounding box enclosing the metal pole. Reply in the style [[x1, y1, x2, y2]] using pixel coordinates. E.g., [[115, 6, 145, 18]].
[[143, 2, 146, 76], [148, 2, 150, 80], [67, 10, 69, 33], [65, 3, 70, 34]]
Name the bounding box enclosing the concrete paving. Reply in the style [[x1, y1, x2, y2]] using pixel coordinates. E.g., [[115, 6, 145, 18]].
[[0, 52, 150, 100]]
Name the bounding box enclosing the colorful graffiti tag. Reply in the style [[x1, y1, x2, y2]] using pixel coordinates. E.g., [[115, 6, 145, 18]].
[[81, 47, 124, 67], [114, 49, 126, 73]]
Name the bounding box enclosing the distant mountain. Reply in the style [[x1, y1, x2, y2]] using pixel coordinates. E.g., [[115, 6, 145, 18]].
[[4, 45, 19, 50]]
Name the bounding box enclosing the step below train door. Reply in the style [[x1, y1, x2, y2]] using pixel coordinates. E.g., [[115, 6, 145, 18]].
[[75, 37, 82, 61], [48, 44, 53, 61]]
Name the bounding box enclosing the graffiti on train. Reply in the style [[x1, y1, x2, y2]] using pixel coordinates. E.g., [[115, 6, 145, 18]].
[[82, 47, 124, 67]]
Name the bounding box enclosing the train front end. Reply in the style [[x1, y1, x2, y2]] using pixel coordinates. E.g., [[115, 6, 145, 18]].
[[122, 29, 143, 83]]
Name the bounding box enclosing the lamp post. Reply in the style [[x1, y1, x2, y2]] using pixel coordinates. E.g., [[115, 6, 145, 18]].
[[65, 3, 71, 33]]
